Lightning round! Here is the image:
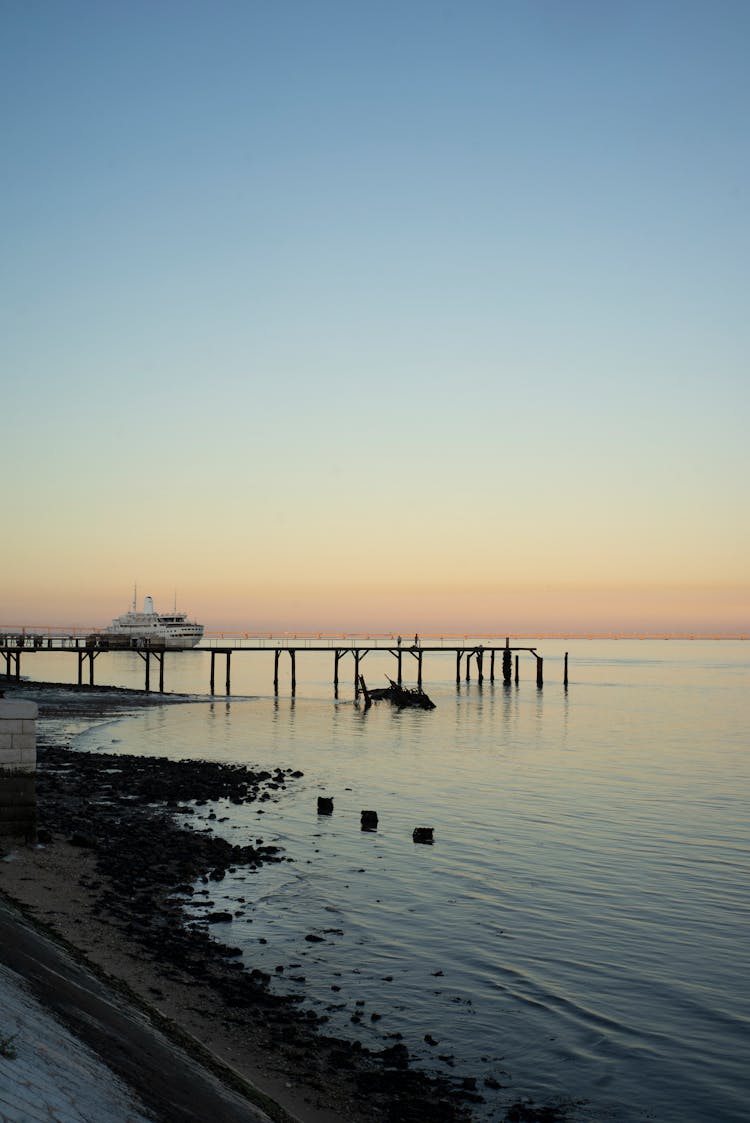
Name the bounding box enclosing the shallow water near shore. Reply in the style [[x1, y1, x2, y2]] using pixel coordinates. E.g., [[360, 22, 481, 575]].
[[37, 640, 750, 1122]]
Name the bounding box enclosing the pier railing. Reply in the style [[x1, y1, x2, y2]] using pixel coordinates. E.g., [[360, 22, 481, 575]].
[[0, 629, 537, 652]]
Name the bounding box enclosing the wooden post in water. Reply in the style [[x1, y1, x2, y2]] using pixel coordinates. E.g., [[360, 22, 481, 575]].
[[274, 650, 280, 695], [354, 650, 361, 697], [536, 655, 543, 688], [456, 651, 462, 684], [490, 650, 495, 682], [359, 675, 371, 709], [515, 654, 519, 684], [417, 651, 423, 689], [290, 649, 296, 695], [502, 646, 512, 685], [564, 651, 568, 687], [225, 651, 231, 696], [397, 649, 403, 686], [158, 652, 164, 694], [144, 651, 151, 693], [210, 652, 216, 695], [77, 651, 83, 687], [477, 648, 484, 684]]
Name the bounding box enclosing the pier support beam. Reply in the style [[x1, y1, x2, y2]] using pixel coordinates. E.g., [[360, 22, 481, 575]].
[[77, 649, 100, 687], [210, 651, 231, 696], [415, 650, 423, 689], [535, 655, 544, 688], [564, 651, 568, 688], [132, 648, 166, 694]]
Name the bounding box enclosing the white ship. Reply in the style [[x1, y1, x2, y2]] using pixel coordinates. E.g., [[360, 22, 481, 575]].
[[103, 594, 204, 649]]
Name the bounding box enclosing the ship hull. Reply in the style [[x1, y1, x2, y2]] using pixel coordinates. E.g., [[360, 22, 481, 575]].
[[102, 629, 203, 650]]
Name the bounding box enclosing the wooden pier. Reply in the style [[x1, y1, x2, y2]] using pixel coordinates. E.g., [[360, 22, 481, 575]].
[[0, 631, 548, 697]]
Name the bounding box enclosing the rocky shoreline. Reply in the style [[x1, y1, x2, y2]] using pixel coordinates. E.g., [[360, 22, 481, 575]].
[[1, 680, 573, 1123], [1, 681, 482, 1123]]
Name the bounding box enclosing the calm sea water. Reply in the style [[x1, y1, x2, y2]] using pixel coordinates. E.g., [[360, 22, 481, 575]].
[[28, 640, 750, 1122]]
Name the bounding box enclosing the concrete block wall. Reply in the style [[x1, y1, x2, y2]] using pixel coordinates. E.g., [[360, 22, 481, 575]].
[[0, 698, 38, 840]]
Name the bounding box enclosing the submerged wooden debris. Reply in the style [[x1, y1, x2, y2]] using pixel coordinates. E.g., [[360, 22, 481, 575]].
[[359, 676, 436, 710]]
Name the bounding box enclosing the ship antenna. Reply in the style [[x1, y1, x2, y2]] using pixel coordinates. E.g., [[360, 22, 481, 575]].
[[133, 582, 137, 612]]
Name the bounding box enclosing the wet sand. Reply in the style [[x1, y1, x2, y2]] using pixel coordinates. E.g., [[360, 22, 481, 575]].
[[0, 680, 477, 1123]]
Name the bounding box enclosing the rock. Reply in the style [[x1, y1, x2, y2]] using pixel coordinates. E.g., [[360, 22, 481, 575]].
[[317, 796, 334, 815], [412, 826, 434, 844], [360, 810, 378, 830], [380, 1042, 410, 1069]]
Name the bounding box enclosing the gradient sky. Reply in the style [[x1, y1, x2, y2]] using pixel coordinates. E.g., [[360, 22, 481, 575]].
[[2, 0, 748, 634]]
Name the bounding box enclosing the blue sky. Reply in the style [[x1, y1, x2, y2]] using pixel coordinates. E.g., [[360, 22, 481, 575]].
[[2, 1, 748, 632]]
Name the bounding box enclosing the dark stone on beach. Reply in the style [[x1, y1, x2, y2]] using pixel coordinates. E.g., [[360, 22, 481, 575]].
[[424, 1034, 439, 1046], [380, 1043, 410, 1069], [206, 911, 234, 924], [361, 810, 378, 831], [68, 831, 95, 847], [505, 1102, 567, 1122], [317, 796, 334, 815], [412, 826, 434, 844], [305, 933, 324, 942]]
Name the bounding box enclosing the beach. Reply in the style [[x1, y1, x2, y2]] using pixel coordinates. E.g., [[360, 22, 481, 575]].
[[0, 680, 480, 1123]]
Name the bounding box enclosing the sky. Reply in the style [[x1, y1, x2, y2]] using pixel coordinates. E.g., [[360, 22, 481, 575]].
[[2, 0, 748, 635]]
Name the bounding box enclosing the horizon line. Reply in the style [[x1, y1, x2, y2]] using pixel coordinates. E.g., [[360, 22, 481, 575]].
[[1, 623, 747, 642]]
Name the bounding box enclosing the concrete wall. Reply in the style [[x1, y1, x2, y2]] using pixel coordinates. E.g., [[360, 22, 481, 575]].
[[0, 699, 37, 841]]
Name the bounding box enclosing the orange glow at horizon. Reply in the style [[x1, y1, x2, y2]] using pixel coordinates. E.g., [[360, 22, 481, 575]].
[[2, 578, 746, 638]]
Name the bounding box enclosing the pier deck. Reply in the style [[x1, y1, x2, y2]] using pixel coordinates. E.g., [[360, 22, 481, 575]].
[[0, 631, 546, 695]]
